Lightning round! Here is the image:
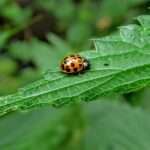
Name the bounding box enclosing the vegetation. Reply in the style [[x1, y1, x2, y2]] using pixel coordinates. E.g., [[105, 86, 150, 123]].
[[0, 0, 149, 149]]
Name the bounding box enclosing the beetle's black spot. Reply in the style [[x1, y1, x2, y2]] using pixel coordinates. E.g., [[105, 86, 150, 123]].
[[74, 68, 78, 72], [71, 63, 75, 67], [66, 65, 70, 69], [66, 68, 71, 72], [104, 63, 109, 66], [77, 55, 82, 59], [64, 57, 68, 60], [64, 60, 68, 64], [79, 64, 82, 67]]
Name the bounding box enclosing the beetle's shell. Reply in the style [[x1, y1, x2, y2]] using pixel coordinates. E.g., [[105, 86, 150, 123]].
[[60, 54, 89, 74]]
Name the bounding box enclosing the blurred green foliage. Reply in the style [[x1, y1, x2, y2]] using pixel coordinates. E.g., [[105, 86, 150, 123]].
[[0, 0, 149, 149]]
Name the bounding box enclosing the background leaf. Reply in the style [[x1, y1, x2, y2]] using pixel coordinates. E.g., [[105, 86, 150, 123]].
[[0, 106, 84, 150], [83, 100, 150, 150]]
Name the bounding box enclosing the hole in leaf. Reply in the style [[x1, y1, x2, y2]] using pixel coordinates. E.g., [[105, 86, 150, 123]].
[[104, 63, 109, 66]]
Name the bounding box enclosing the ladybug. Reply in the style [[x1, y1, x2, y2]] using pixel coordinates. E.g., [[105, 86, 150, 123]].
[[60, 54, 89, 74]]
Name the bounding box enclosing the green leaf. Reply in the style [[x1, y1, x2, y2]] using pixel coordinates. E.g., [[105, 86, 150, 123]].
[[119, 15, 150, 48], [137, 15, 150, 29], [0, 106, 83, 150], [120, 24, 149, 48], [1, 47, 150, 115], [83, 101, 150, 150], [93, 34, 139, 55], [0, 15, 150, 116]]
